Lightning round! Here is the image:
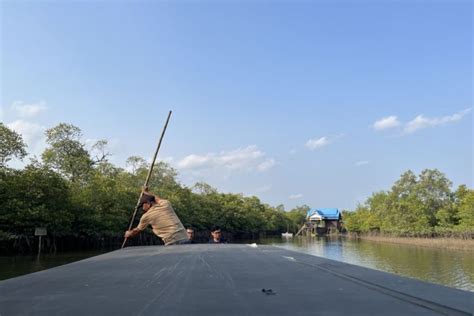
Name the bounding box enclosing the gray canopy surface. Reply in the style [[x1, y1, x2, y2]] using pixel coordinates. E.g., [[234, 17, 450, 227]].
[[0, 244, 472, 315]]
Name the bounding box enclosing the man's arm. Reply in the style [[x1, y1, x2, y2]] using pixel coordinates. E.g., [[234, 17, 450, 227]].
[[124, 227, 141, 238], [124, 211, 149, 238]]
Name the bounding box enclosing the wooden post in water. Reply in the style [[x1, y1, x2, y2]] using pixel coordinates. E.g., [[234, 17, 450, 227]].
[[35, 227, 47, 259], [295, 224, 306, 237], [121, 110, 173, 249]]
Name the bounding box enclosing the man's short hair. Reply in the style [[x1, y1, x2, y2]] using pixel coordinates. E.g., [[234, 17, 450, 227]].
[[138, 194, 155, 209], [210, 225, 221, 232]]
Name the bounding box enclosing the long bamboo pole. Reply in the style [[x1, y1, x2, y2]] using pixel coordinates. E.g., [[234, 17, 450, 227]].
[[121, 110, 172, 249]]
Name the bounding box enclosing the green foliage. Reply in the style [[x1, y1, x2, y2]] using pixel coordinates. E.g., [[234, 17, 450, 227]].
[[70, 165, 135, 237], [416, 169, 453, 227], [286, 205, 310, 232], [342, 208, 364, 233], [1, 122, 472, 250], [0, 121, 303, 245], [42, 123, 94, 182], [457, 189, 474, 231], [344, 169, 472, 236], [0, 123, 27, 167], [0, 165, 73, 236]]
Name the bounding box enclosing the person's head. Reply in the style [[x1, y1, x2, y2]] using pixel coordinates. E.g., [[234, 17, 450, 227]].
[[186, 227, 195, 240], [210, 225, 222, 242], [138, 194, 156, 213]]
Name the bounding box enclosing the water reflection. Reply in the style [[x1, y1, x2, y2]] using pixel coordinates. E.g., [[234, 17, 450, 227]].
[[0, 251, 106, 281], [266, 236, 474, 292]]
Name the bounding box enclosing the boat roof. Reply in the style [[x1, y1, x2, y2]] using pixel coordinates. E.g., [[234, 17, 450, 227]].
[[0, 244, 471, 315]]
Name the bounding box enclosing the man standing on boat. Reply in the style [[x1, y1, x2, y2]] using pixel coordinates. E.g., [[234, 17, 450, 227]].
[[124, 188, 188, 245]]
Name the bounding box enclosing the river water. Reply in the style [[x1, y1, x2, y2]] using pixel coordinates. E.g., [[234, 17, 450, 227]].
[[262, 236, 473, 292], [1, 237, 472, 292]]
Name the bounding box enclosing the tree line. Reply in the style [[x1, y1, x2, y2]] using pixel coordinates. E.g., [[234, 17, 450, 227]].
[[0, 123, 307, 253], [1, 122, 472, 253], [343, 169, 473, 237]]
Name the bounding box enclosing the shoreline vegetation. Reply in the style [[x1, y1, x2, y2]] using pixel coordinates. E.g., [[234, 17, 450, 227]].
[[341, 168, 473, 241], [1, 122, 473, 254], [345, 234, 474, 251]]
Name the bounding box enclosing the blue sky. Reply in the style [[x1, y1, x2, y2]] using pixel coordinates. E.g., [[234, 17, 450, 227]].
[[1, 0, 472, 210]]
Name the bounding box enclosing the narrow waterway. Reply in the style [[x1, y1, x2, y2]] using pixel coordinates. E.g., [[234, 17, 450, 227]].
[[261, 236, 474, 292], [1, 237, 472, 292]]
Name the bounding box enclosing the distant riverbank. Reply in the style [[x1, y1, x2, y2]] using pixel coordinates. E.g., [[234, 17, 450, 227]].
[[345, 234, 474, 251]]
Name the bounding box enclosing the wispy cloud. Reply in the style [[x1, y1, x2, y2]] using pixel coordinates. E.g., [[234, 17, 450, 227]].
[[373, 116, 400, 131], [306, 137, 329, 150], [7, 120, 45, 144], [176, 145, 275, 173], [305, 134, 343, 150], [355, 160, 370, 167], [7, 120, 46, 155], [11, 101, 48, 118], [257, 158, 276, 172], [403, 108, 471, 134], [289, 193, 303, 200], [177, 154, 212, 169], [373, 109, 471, 135]]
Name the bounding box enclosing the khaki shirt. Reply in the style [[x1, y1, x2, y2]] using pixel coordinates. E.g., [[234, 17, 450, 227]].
[[137, 199, 187, 245]]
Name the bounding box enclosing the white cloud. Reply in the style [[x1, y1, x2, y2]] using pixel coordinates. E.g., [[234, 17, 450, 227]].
[[305, 134, 343, 150], [11, 101, 48, 118], [305, 136, 330, 150], [373, 116, 400, 131], [7, 120, 46, 155], [176, 145, 274, 173], [177, 154, 215, 169], [218, 146, 264, 169], [404, 116, 431, 134], [355, 160, 369, 167], [257, 158, 276, 172], [404, 108, 471, 134], [7, 120, 45, 144], [289, 193, 303, 200]]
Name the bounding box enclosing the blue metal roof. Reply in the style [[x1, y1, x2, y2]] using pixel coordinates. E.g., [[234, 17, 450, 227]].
[[307, 208, 341, 220]]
